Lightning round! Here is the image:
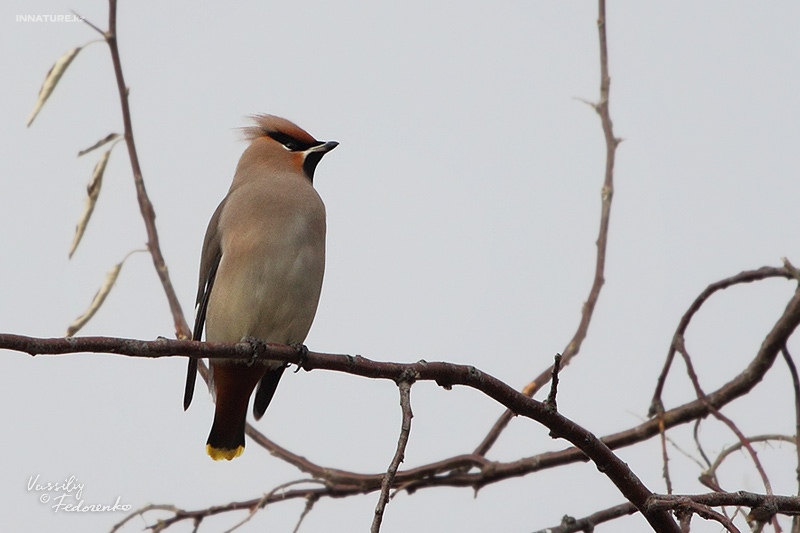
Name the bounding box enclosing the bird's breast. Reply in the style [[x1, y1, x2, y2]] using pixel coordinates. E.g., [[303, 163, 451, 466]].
[[206, 183, 326, 346]]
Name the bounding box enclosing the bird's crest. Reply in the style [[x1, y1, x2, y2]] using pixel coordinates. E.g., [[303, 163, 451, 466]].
[[241, 114, 318, 149]]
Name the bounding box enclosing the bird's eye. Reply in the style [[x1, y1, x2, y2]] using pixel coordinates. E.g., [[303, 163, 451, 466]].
[[283, 140, 301, 151], [268, 131, 307, 152]]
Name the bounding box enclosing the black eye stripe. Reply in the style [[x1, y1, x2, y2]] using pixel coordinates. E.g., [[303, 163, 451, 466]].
[[267, 131, 318, 152]]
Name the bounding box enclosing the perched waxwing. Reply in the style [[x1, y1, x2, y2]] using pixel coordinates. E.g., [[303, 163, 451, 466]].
[[183, 115, 337, 460]]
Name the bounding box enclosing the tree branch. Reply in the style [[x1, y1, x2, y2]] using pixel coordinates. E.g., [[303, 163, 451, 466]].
[[4, 264, 799, 512], [0, 331, 681, 530]]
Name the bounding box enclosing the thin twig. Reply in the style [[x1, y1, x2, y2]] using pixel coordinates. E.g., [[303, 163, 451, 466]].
[[220, 479, 321, 533], [677, 499, 741, 533], [128, 480, 327, 532], [372, 381, 413, 532], [675, 336, 783, 532], [650, 266, 792, 417], [659, 412, 673, 495], [532, 502, 638, 533], [782, 258, 800, 284], [675, 336, 775, 495], [473, 0, 621, 458], [701, 435, 797, 492], [74, 10, 106, 37], [694, 419, 713, 468], [544, 353, 563, 414], [293, 494, 319, 533], [110, 504, 181, 533], [104, 0, 190, 340], [781, 346, 800, 533], [647, 492, 800, 518], [647, 420, 706, 472], [220, 492, 271, 533]]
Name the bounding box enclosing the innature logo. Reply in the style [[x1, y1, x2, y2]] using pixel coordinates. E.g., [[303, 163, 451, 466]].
[[16, 14, 85, 23]]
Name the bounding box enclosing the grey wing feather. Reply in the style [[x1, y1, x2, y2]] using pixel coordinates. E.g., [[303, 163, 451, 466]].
[[183, 200, 225, 410]]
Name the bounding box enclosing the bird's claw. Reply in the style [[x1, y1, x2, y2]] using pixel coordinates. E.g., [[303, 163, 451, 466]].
[[290, 342, 309, 372], [243, 337, 266, 366]]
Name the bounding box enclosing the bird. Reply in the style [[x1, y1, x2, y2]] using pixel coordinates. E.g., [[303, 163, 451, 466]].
[[183, 115, 337, 460]]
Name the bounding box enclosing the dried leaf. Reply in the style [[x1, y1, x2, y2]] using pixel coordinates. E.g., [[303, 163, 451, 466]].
[[78, 133, 120, 157], [26, 46, 83, 127], [69, 149, 111, 258], [65, 262, 123, 337]]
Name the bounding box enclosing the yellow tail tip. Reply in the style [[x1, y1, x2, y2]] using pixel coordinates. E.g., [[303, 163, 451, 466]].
[[206, 444, 244, 461]]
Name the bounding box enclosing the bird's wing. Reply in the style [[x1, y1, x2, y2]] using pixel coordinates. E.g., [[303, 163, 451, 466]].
[[184, 200, 225, 410], [253, 366, 287, 420]]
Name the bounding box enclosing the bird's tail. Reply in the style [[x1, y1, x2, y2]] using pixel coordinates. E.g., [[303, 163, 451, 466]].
[[206, 414, 246, 461], [206, 362, 266, 460]]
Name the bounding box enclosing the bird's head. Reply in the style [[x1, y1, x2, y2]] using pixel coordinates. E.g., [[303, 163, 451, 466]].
[[239, 114, 338, 183]]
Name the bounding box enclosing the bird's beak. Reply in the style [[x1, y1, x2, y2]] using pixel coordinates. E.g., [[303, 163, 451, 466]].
[[308, 140, 339, 154]]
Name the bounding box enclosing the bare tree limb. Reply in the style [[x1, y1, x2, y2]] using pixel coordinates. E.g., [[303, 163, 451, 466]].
[[3, 267, 798, 503], [2, 268, 799, 505], [0, 331, 684, 530]]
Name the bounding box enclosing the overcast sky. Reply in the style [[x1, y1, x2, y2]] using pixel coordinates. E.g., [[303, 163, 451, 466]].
[[2, 2, 800, 532]]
